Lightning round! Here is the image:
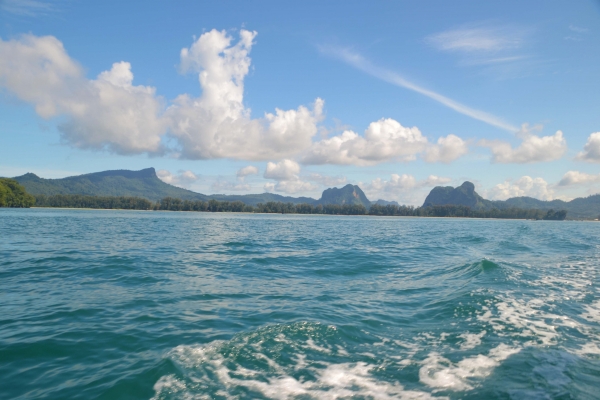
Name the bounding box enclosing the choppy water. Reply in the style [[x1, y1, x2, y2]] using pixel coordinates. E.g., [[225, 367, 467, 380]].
[[1, 209, 600, 399]]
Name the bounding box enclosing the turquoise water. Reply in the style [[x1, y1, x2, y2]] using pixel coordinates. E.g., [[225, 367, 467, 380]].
[[1, 209, 600, 399]]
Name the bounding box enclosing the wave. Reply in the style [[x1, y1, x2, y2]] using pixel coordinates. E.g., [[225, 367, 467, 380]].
[[152, 322, 442, 399]]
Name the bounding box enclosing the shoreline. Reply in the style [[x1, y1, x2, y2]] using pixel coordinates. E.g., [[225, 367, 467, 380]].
[[9, 206, 590, 221]]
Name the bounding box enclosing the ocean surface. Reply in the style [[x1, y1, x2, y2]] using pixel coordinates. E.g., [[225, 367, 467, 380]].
[[1, 209, 600, 399]]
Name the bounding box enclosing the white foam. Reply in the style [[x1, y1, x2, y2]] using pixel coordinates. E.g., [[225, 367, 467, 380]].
[[476, 296, 574, 346], [582, 300, 600, 324], [419, 344, 520, 391], [458, 331, 486, 350], [575, 342, 600, 356], [305, 338, 332, 354], [153, 343, 445, 400]]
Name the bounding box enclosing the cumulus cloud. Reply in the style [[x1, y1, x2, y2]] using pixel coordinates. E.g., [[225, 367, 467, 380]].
[[262, 159, 317, 194], [423, 134, 469, 163], [307, 173, 347, 187], [167, 29, 323, 160], [303, 118, 428, 166], [423, 175, 453, 186], [263, 159, 301, 181], [0, 31, 473, 168], [157, 170, 199, 188], [362, 174, 451, 205], [576, 132, 600, 163], [211, 180, 251, 192], [480, 130, 566, 163], [486, 176, 554, 200], [558, 171, 600, 186], [268, 180, 318, 194], [236, 165, 259, 180], [0, 35, 167, 154], [0, 31, 324, 160]]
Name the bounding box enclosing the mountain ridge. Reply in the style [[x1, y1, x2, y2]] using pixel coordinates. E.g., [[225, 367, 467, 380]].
[[10, 168, 372, 206], [423, 181, 600, 219]]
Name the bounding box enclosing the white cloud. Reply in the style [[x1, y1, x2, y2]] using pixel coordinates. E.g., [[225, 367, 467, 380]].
[[211, 180, 251, 192], [569, 25, 588, 33], [427, 26, 523, 53], [167, 29, 324, 160], [303, 118, 428, 166], [424, 134, 469, 163], [270, 180, 318, 194], [262, 159, 317, 194], [486, 176, 554, 200], [264, 159, 300, 181], [362, 174, 451, 205], [480, 130, 566, 163], [236, 165, 259, 179], [0, 31, 324, 160], [0, 35, 166, 154], [157, 169, 200, 188], [307, 173, 347, 187], [558, 171, 600, 186], [1, 0, 53, 16], [423, 175, 453, 186], [322, 46, 518, 132], [576, 132, 600, 163]]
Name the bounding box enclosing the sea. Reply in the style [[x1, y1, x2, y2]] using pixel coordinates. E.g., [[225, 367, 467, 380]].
[[1, 208, 599, 399]]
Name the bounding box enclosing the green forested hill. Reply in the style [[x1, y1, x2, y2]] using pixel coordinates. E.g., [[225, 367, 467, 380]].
[[11, 168, 318, 205], [13, 168, 209, 202], [423, 181, 491, 209], [210, 193, 316, 206], [10, 167, 342, 206], [0, 178, 35, 207], [423, 181, 600, 220], [315, 184, 371, 207]]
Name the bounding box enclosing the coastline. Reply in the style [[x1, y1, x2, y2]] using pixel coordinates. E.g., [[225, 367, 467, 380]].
[[13, 206, 589, 221]]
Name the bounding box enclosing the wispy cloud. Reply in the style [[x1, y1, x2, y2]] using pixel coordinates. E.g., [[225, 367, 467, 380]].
[[427, 26, 523, 53], [569, 25, 588, 34], [321, 46, 518, 133], [426, 24, 533, 74], [1, 0, 54, 16], [565, 24, 589, 41]]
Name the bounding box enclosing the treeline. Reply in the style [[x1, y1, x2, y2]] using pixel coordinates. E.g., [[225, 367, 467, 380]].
[[0, 178, 35, 207], [369, 204, 567, 220], [34, 194, 154, 210], [32, 194, 567, 220]]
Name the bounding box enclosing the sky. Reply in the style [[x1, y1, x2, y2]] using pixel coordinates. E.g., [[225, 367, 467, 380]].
[[0, 0, 599, 205]]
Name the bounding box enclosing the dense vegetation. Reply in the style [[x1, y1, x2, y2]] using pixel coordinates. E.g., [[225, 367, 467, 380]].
[[15, 168, 314, 205], [35, 194, 153, 210], [33, 194, 567, 220], [14, 169, 208, 202], [423, 180, 595, 219], [0, 178, 35, 207], [11, 168, 597, 218]]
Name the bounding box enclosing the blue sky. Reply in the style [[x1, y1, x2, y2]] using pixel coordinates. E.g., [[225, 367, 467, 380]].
[[0, 0, 599, 204]]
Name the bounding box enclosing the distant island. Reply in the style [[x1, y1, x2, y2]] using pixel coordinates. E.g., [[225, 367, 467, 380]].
[[3, 167, 598, 220]]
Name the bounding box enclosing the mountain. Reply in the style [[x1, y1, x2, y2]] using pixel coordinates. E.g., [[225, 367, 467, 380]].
[[210, 193, 316, 206], [423, 181, 490, 209], [315, 184, 371, 208], [423, 181, 600, 220], [372, 199, 401, 206], [10, 168, 322, 205], [13, 168, 209, 202]]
